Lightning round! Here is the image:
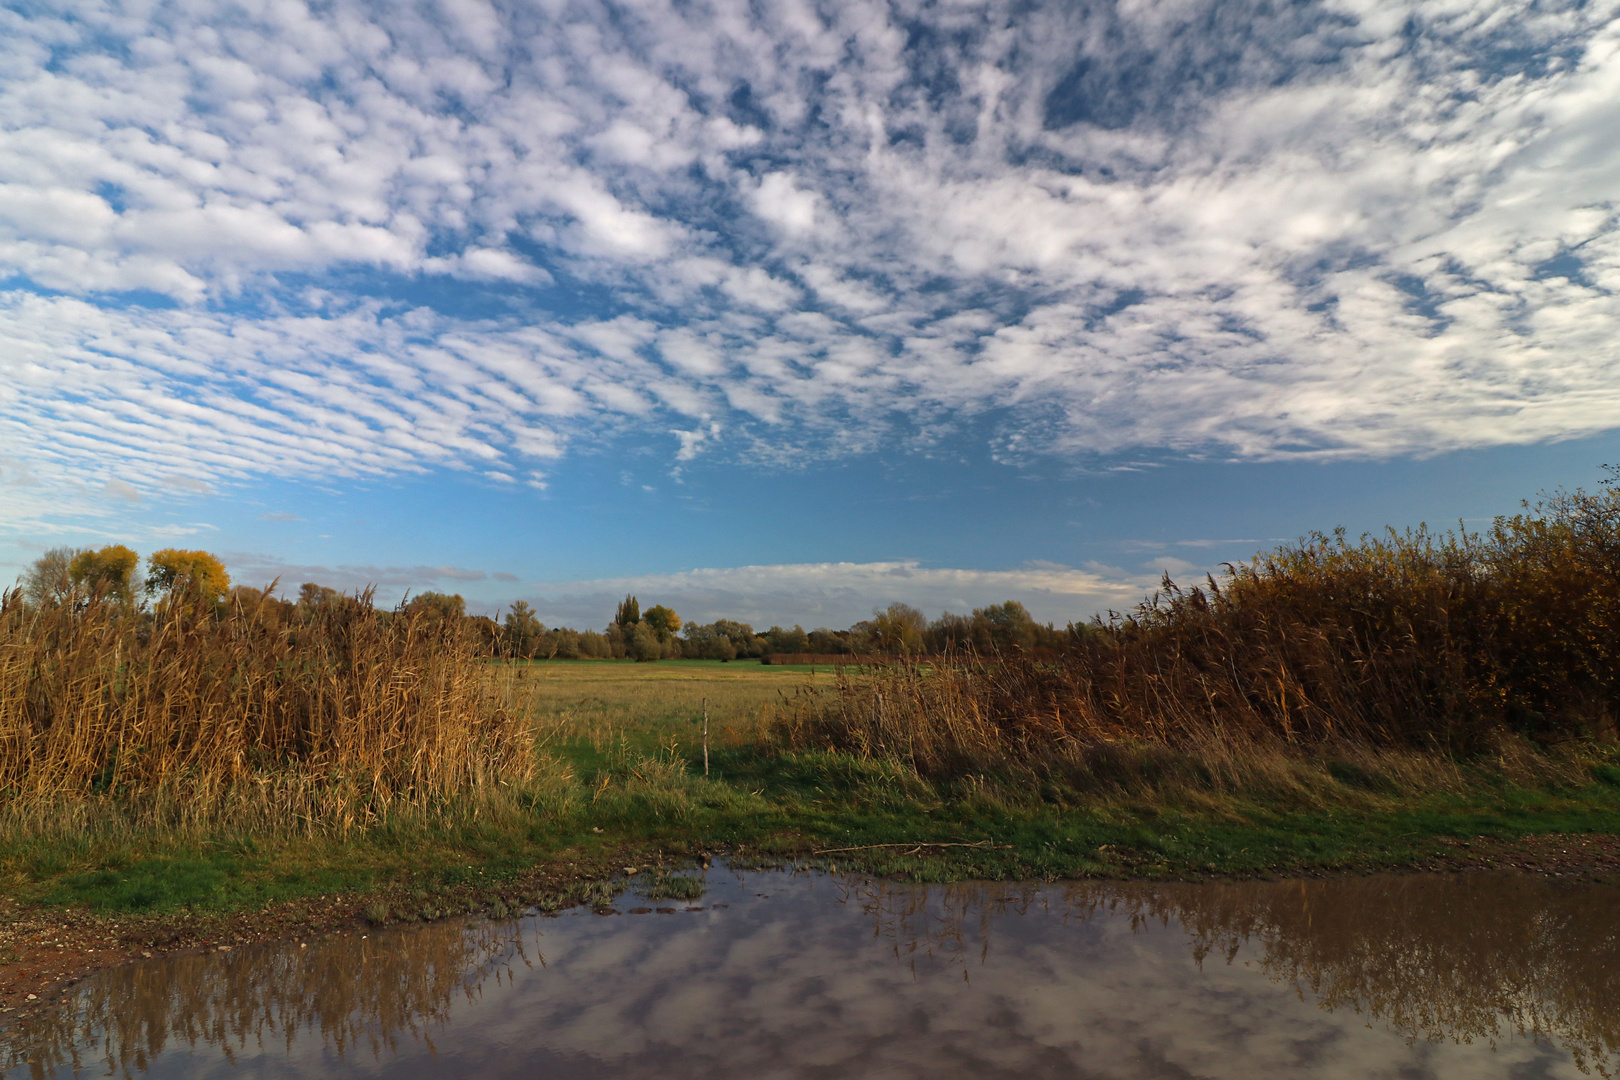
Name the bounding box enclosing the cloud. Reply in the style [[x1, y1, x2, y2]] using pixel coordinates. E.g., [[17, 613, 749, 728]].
[[514, 559, 1160, 629], [749, 172, 819, 236], [1, 0, 1618, 525], [258, 512, 301, 522], [221, 555, 491, 596]]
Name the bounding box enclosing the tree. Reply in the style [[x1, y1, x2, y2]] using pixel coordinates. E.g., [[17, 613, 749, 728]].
[[972, 600, 1039, 652], [503, 600, 543, 657], [68, 545, 139, 605], [146, 549, 231, 604], [405, 591, 466, 626], [643, 604, 681, 639], [614, 594, 641, 628], [297, 582, 341, 610], [627, 621, 662, 662], [763, 624, 809, 654], [577, 629, 612, 658], [231, 584, 294, 625], [19, 546, 83, 608], [868, 602, 926, 654], [807, 628, 852, 655]]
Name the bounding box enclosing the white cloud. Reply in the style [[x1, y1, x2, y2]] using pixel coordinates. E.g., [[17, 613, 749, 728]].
[[422, 248, 551, 284], [749, 172, 819, 236], [0, 0, 1617, 522], [516, 559, 1157, 629], [671, 420, 722, 462], [221, 555, 492, 596]]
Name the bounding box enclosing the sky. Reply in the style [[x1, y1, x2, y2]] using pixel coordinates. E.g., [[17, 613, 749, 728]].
[[2, 0, 1618, 630]]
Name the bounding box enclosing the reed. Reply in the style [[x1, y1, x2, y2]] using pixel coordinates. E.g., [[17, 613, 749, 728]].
[[777, 484, 1620, 796], [0, 586, 534, 834]]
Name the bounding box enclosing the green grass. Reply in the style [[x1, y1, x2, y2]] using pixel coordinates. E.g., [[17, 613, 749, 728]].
[[6, 661, 1620, 914]]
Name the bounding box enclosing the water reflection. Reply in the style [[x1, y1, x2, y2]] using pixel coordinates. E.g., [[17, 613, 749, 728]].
[[5, 870, 1616, 1079], [4, 920, 530, 1077], [1117, 875, 1620, 1071]]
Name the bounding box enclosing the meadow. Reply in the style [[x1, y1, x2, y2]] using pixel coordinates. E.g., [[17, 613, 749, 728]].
[[2, 651, 1618, 921], [2, 478, 1619, 921]]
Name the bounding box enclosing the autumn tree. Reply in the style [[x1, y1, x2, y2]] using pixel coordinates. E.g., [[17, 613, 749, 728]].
[[642, 604, 681, 639], [146, 549, 231, 605], [68, 545, 139, 605], [297, 582, 341, 610], [762, 625, 809, 654], [865, 602, 926, 654], [681, 619, 766, 659], [230, 585, 295, 625], [503, 600, 543, 657], [405, 591, 466, 628], [971, 600, 1040, 652], [627, 620, 662, 662], [614, 594, 641, 628]]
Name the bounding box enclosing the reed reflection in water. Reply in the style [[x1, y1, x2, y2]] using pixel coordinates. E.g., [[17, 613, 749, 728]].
[[4, 870, 1615, 1079]]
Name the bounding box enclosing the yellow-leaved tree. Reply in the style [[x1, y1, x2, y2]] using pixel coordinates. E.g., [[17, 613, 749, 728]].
[[68, 545, 140, 605], [643, 604, 681, 639], [146, 549, 231, 606]]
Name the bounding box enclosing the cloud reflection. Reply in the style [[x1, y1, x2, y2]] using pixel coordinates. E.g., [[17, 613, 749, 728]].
[[6, 871, 1614, 1079]]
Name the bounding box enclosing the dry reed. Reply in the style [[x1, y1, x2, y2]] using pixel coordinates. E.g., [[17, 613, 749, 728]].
[[0, 586, 534, 833], [778, 485, 1620, 796]]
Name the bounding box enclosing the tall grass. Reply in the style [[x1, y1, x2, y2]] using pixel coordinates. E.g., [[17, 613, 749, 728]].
[[0, 588, 534, 833], [778, 485, 1620, 794]]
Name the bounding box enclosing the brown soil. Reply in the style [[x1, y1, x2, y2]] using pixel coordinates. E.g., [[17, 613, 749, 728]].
[[1422, 831, 1620, 878], [1, 834, 1617, 1035], [0, 891, 362, 1032]]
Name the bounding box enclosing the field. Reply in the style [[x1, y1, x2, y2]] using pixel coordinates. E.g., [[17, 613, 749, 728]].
[[7, 475, 1620, 931], [506, 658, 830, 760], [5, 481, 1615, 930], [4, 654, 1620, 933]]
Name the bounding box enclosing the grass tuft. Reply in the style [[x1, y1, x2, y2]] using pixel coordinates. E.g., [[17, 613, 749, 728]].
[[639, 873, 705, 901]]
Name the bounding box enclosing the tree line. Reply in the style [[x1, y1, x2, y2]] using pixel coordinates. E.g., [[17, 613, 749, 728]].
[[494, 595, 1072, 661], [13, 546, 1072, 660]]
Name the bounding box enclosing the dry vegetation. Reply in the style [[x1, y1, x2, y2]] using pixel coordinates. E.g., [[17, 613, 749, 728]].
[[779, 483, 1620, 799], [0, 588, 534, 835], [3, 479, 1618, 895], [497, 658, 813, 752]]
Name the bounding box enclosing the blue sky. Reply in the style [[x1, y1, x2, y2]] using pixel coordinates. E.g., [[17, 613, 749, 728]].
[[2, 0, 1618, 629]]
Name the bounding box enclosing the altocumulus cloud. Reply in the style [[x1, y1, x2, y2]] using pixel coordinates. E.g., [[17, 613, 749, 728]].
[[2, 0, 1619, 525]]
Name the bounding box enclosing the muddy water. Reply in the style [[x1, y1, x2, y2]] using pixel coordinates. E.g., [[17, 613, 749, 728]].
[[4, 869, 1618, 1079]]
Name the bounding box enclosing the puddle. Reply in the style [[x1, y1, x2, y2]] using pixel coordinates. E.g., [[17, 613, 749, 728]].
[[3, 869, 1617, 1078]]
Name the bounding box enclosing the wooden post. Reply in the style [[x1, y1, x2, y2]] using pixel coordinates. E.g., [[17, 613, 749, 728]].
[[702, 697, 710, 777]]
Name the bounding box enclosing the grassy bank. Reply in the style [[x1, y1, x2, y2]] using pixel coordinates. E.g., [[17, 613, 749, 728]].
[[4, 658, 1620, 923]]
